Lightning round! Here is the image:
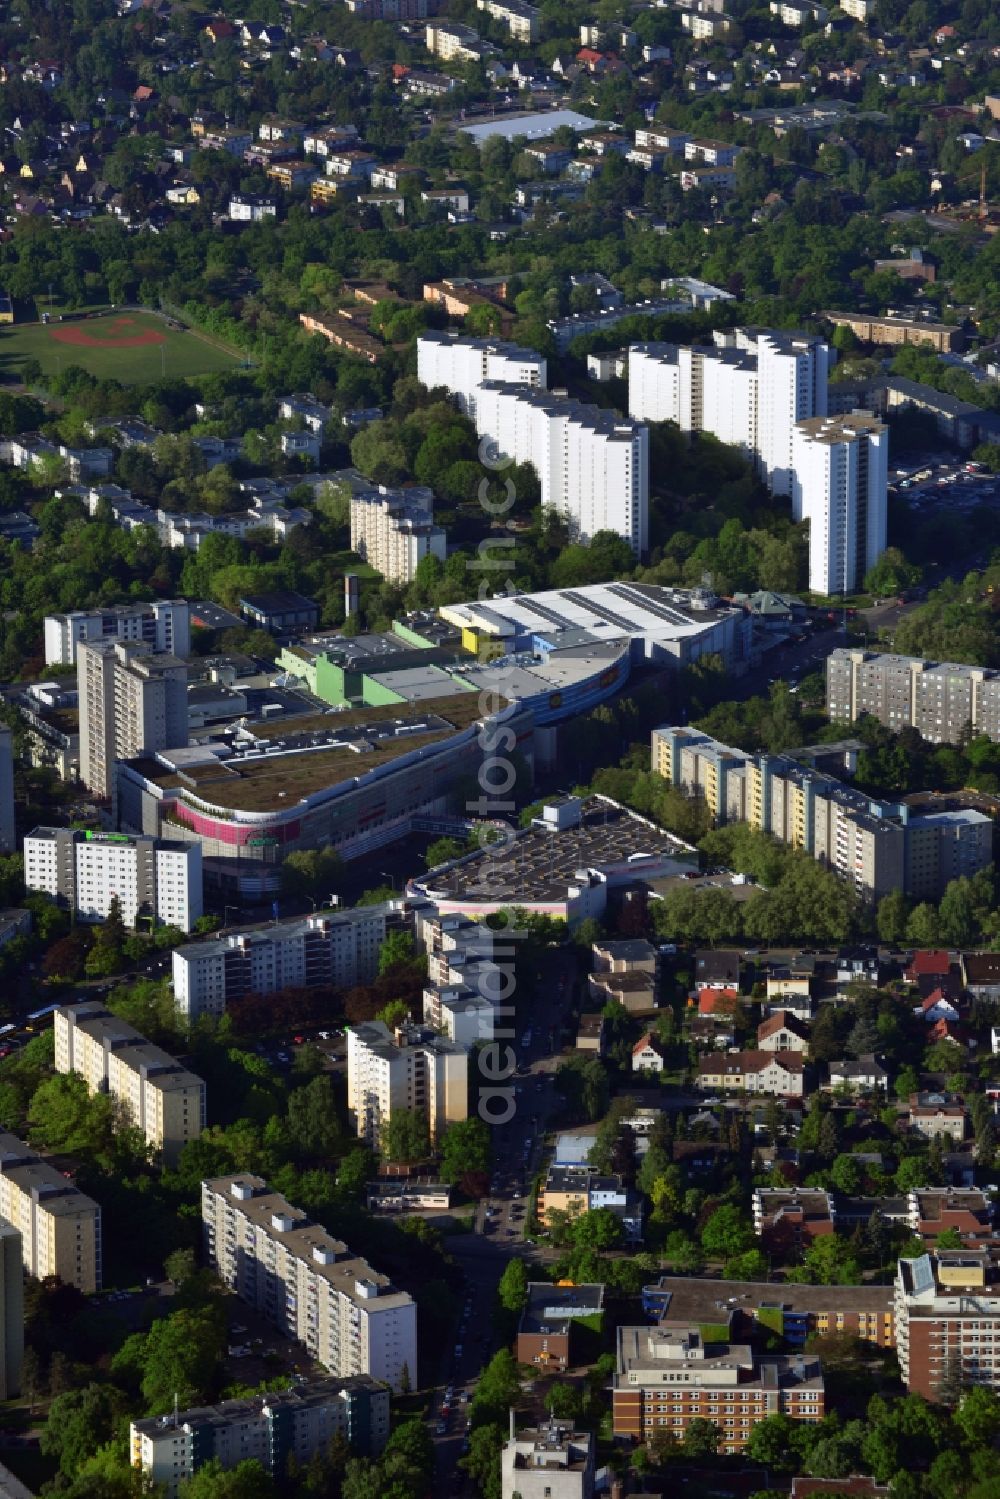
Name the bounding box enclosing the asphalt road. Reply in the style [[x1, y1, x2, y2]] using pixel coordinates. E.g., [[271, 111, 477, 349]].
[[425, 946, 579, 1487]]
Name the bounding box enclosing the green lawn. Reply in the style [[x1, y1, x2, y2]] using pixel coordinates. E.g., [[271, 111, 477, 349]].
[[0, 310, 246, 385]]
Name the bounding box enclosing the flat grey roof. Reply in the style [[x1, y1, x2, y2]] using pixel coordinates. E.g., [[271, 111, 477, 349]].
[[459, 110, 607, 144]]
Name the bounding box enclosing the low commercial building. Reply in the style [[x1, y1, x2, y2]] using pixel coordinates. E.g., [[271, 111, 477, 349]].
[[202, 1175, 417, 1392], [118, 694, 534, 895], [412, 795, 697, 926], [346, 1019, 468, 1146], [130, 1378, 390, 1497], [641, 1274, 894, 1350], [613, 1324, 824, 1451], [516, 1283, 605, 1372], [895, 1250, 1000, 1400], [172, 906, 390, 1021], [501, 1420, 595, 1499], [54, 1003, 205, 1165], [24, 827, 202, 934], [0, 1132, 101, 1293], [238, 590, 319, 634]]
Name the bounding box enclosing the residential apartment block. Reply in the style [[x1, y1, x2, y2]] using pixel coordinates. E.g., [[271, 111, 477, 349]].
[[55, 1002, 205, 1165], [791, 411, 888, 595], [697, 1048, 806, 1096], [425, 19, 482, 59], [752, 1189, 836, 1253], [477, 0, 538, 39], [416, 331, 546, 421], [538, 1165, 644, 1242], [417, 332, 647, 552], [172, 906, 389, 1021], [628, 329, 831, 497], [827, 647, 1000, 747], [823, 312, 962, 353], [202, 1175, 417, 1391], [473, 381, 649, 554], [501, 1420, 596, 1499], [44, 600, 191, 668], [0, 1132, 101, 1293], [25, 827, 202, 933], [651, 726, 992, 902], [78, 639, 188, 800], [895, 1251, 1000, 1400], [346, 1019, 468, 1146], [348, 480, 446, 584], [130, 1378, 390, 1497], [613, 1324, 824, 1451]]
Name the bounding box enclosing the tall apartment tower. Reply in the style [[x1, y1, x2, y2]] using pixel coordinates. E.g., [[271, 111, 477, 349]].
[[416, 332, 547, 419], [628, 329, 831, 495], [44, 600, 191, 668], [348, 485, 447, 584], [0, 727, 14, 854], [472, 381, 649, 554], [347, 1019, 468, 1147], [0, 1223, 22, 1400], [791, 411, 888, 596], [78, 640, 188, 799]]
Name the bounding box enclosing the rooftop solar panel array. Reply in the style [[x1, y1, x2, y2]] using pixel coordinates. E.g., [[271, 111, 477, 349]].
[[509, 597, 574, 631], [606, 582, 692, 628], [559, 589, 635, 632]]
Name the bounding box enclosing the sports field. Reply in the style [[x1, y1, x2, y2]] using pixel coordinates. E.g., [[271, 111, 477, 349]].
[[0, 310, 246, 384]]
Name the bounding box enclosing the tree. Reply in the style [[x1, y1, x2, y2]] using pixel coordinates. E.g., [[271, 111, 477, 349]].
[[746, 1413, 802, 1471], [906, 902, 940, 947], [497, 1258, 528, 1315], [877, 889, 910, 944], [469, 1350, 522, 1429], [798, 1234, 861, 1285], [462, 1421, 505, 1499], [955, 1386, 1000, 1444], [286, 1076, 343, 1159], [180, 1460, 276, 1498], [112, 1306, 226, 1413], [27, 1074, 113, 1156], [381, 1108, 430, 1164], [439, 1117, 491, 1188], [572, 1207, 624, 1250], [377, 929, 418, 975], [700, 1204, 755, 1260], [39, 1384, 129, 1478], [682, 1418, 721, 1458], [164, 1247, 196, 1286]]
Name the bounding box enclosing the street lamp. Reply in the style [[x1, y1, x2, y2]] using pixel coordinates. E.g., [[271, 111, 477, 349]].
[[223, 905, 239, 929], [379, 871, 398, 892]]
